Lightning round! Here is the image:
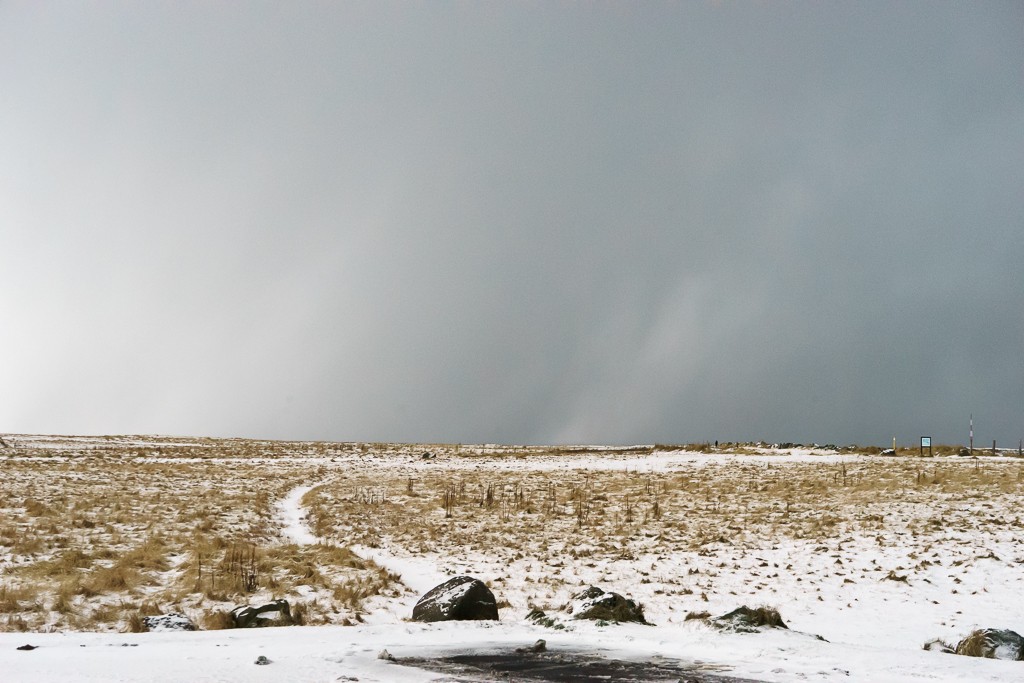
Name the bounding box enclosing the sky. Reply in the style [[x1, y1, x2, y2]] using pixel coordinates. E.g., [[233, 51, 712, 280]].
[[1, 1, 1021, 447]]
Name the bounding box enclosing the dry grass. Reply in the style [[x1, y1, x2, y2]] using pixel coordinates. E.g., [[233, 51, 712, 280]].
[[0, 436, 400, 631], [199, 609, 235, 630], [2, 434, 1021, 633], [309, 457, 1024, 552], [298, 447, 1024, 618]]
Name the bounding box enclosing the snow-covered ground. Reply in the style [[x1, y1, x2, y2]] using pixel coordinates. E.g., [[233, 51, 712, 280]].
[[3, 617, 1021, 682], [1, 434, 1022, 682]]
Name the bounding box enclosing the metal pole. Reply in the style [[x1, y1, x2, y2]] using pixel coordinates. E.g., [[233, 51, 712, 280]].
[[970, 414, 973, 456]]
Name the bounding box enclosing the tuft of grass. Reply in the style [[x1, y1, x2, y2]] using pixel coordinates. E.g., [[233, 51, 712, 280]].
[[124, 611, 147, 633], [4, 614, 29, 631], [200, 609, 235, 630], [24, 498, 55, 517], [0, 584, 35, 612], [332, 567, 397, 609], [83, 564, 141, 595]]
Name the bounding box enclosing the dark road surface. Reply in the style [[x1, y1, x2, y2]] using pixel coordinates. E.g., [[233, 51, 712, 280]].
[[396, 649, 770, 682]]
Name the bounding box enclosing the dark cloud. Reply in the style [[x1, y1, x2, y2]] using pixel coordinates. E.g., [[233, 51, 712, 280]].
[[1, 2, 1021, 447]]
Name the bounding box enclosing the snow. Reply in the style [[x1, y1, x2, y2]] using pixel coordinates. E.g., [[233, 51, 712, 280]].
[[2, 615, 1021, 682], [1, 436, 1022, 681], [277, 485, 318, 545]]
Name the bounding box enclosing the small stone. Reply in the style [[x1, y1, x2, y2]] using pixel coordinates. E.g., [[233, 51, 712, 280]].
[[143, 612, 196, 632], [16, 644, 37, 651], [515, 638, 547, 654], [254, 655, 270, 666]]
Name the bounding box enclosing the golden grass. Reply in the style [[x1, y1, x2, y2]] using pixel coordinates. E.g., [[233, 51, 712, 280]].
[[0, 437, 401, 631], [300, 451, 1024, 611], [1, 435, 1020, 632], [200, 608, 235, 630]]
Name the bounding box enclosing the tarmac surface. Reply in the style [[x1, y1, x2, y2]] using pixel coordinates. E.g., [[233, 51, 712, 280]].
[[397, 648, 768, 682]]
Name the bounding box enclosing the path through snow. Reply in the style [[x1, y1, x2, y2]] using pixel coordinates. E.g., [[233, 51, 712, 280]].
[[277, 484, 445, 599], [277, 484, 318, 545]]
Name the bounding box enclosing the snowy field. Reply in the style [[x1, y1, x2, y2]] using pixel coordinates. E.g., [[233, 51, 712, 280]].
[[0, 434, 1021, 682]]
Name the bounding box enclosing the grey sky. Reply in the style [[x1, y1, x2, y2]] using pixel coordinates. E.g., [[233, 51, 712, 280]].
[[1, 2, 1021, 447]]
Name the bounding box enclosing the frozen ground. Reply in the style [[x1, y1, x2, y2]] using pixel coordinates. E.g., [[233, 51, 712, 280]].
[[3, 617, 1021, 682], [0, 434, 1021, 682]]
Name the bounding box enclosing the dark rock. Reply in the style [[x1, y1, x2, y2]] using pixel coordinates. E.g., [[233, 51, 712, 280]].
[[923, 638, 955, 653], [412, 576, 498, 623], [516, 639, 546, 653], [142, 613, 196, 632], [231, 599, 293, 628], [713, 605, 788, 632], [954, 629, 1024, 660], [16, 644, 37, 651], [254, 655, 270, 665], [567, 586, 649, 624]]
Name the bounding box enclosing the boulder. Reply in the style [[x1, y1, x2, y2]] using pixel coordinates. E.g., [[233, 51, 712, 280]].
[[713, 605, 788, 633], [412, 576, 498, 623], [567, 586, 648, 624], [954, 629, 1024, 660], [142, 613, 196, 632], [230, 599, 293, 628]]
